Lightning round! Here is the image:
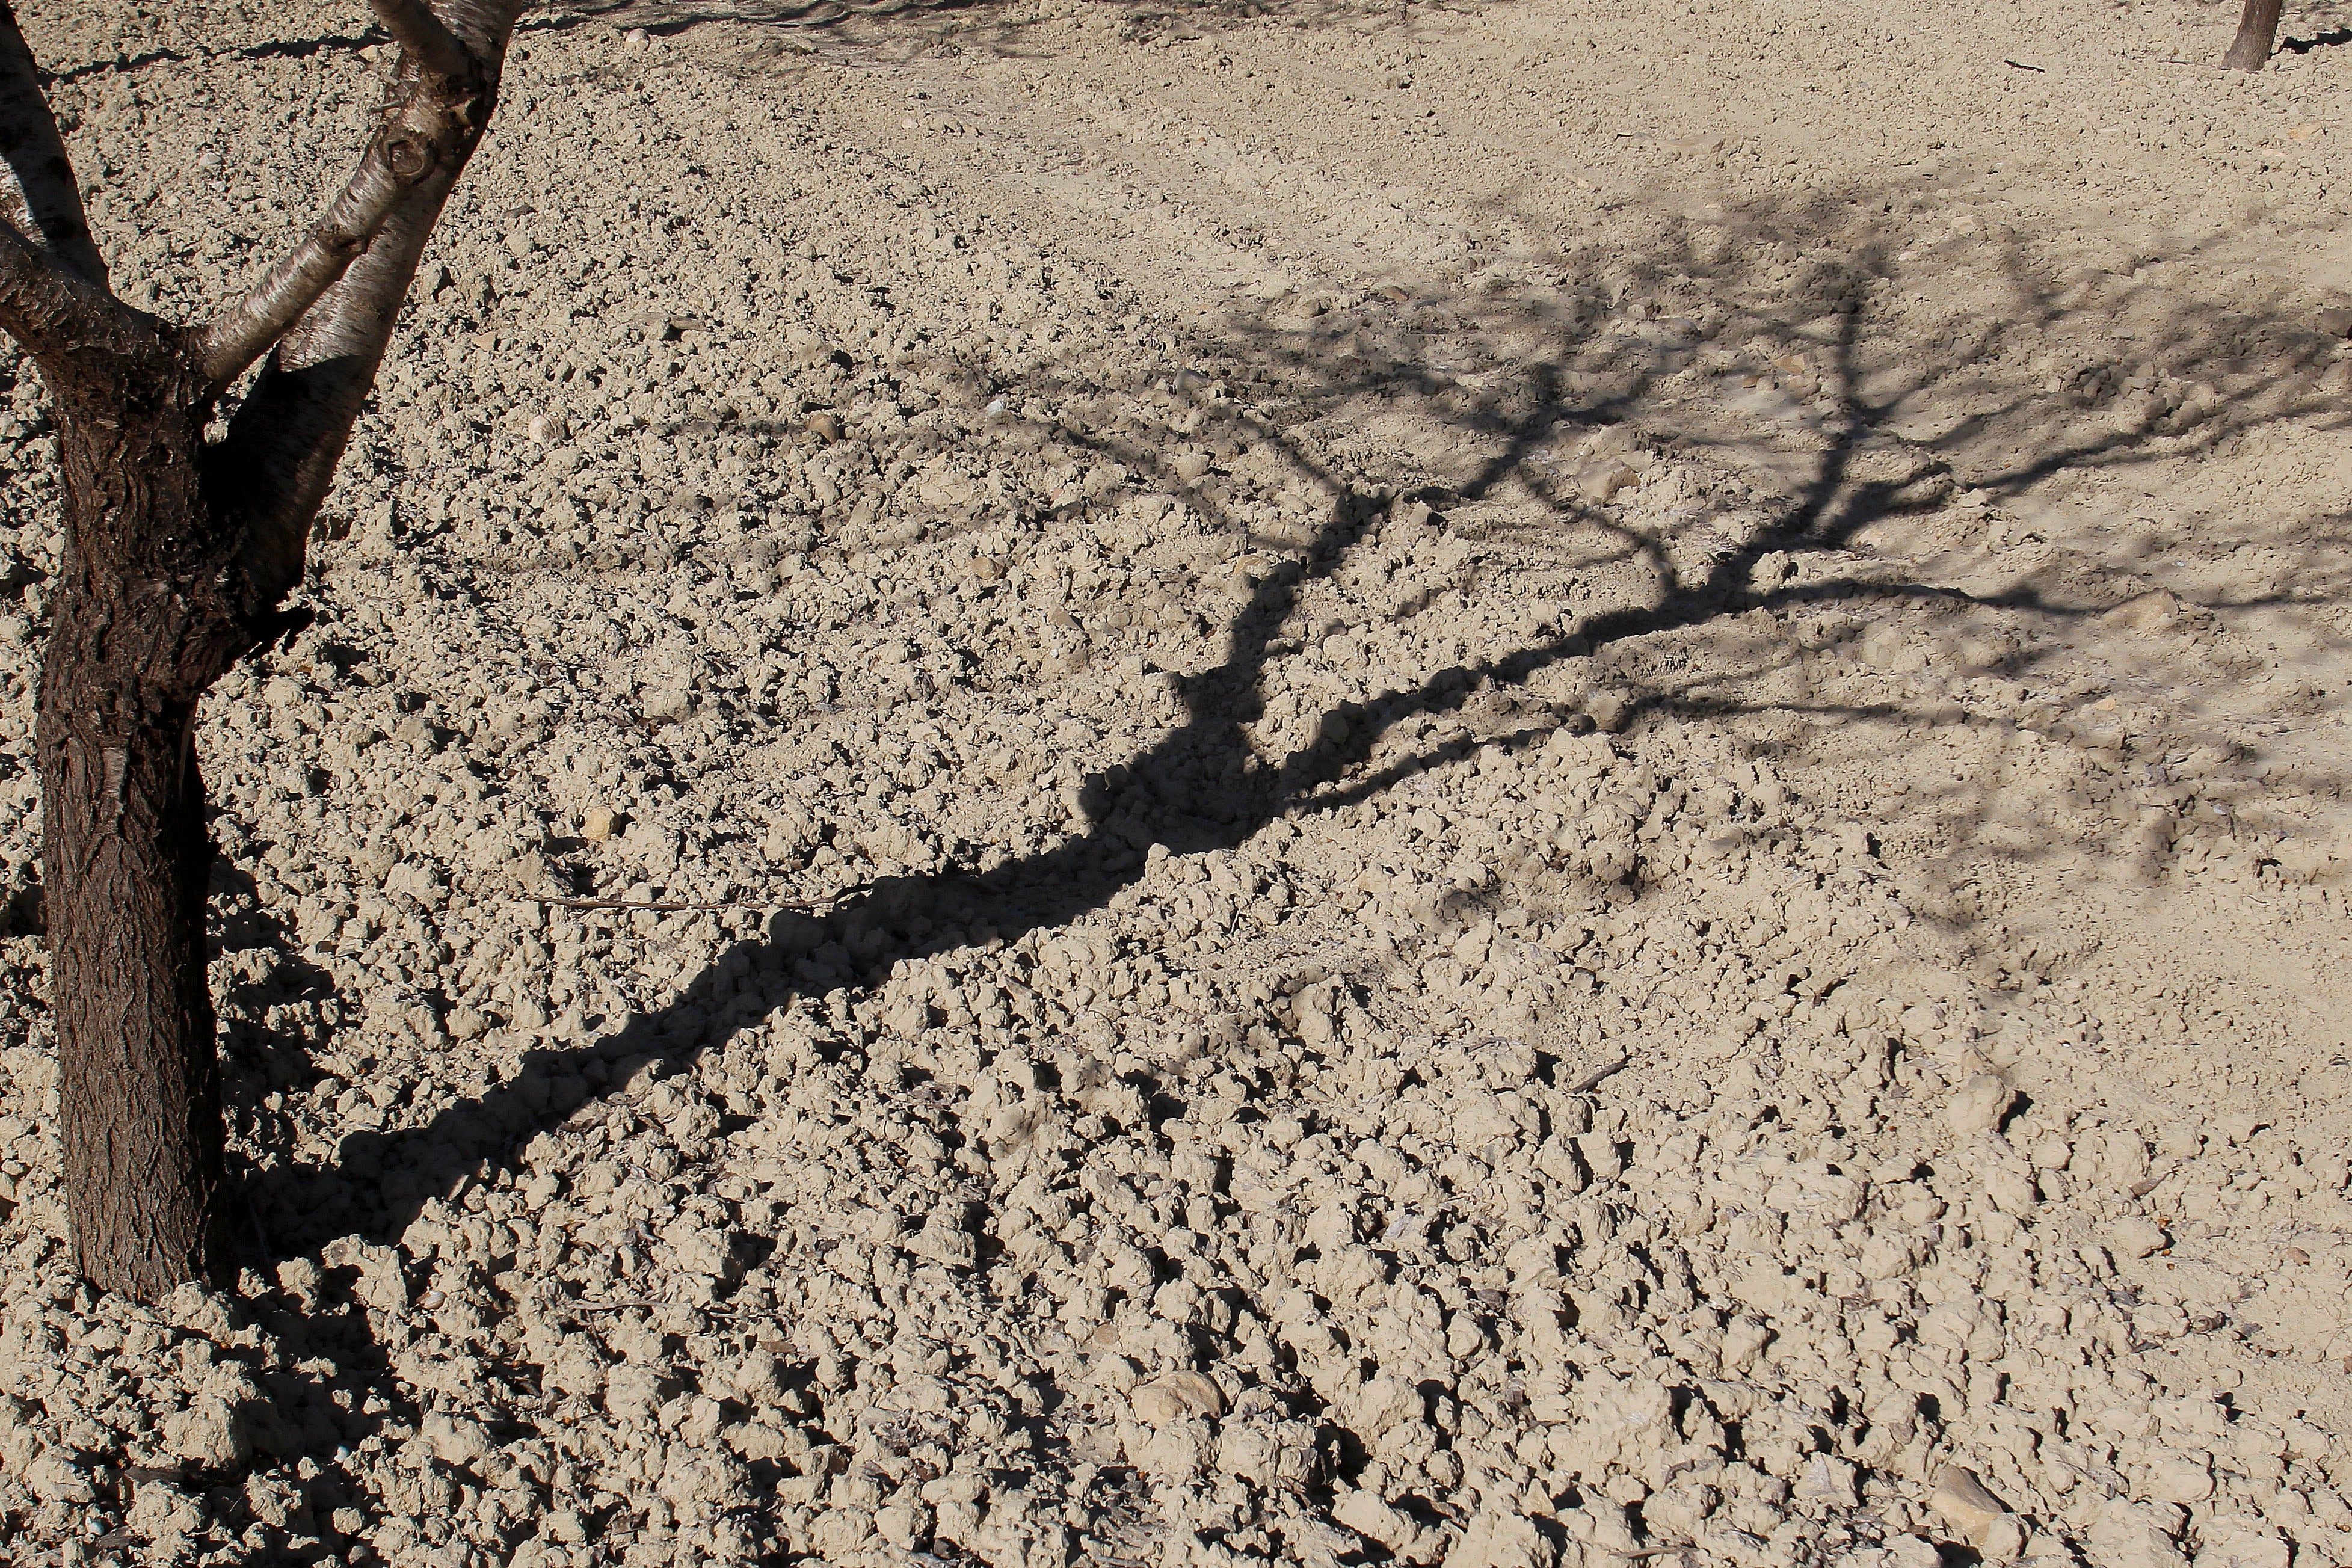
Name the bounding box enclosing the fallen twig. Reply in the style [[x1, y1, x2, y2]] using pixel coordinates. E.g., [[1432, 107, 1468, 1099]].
[[1567, 1057, 1630, 1094], [550, 1298, 747, 1317], [514, 893, 845, 915]]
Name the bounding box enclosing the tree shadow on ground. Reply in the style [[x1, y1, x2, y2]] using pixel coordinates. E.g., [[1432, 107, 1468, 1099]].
[[567, 0, 1470, 69], [245, 169, 2352, 1259], [35, 8, 605, 85], [159, 123, 2352, 1568]]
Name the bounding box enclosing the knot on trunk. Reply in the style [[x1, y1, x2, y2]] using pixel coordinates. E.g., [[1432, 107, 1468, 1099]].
[[386, 135, 436, 183]]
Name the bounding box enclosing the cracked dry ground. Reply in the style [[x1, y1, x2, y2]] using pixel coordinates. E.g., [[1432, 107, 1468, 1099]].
[[1, 0, 2351, 1565]]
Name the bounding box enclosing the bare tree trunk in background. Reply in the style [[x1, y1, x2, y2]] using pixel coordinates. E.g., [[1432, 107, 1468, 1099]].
[[2221, 0, 2283, 69], [0, 0, 529, 1300]]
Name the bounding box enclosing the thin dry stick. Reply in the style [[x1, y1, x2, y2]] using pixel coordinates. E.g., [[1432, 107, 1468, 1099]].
[[1567, 1056, 1630, 1094], [515, 892, 848, 915], [553, 1299, 747, 1316]]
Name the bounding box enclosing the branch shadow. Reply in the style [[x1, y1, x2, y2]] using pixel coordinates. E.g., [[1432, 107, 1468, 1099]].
[[208, 165, 2352, 1560], [254, 171, 2352, 1247], [35, 11, 604, 85], [2279, 26, 2352, 53], [567, 0, 1489, 68]]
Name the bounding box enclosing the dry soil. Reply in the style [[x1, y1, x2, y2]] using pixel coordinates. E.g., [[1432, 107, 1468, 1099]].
[[1, 1, 2351, 1566]]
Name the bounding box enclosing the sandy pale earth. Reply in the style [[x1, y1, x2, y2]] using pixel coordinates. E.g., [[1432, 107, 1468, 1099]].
[[0, 0, 2350, 1564]]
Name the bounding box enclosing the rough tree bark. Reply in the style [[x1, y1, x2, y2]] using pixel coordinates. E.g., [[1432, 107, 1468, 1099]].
[[2221, 0, 2284, 69], [0, 0, 529, 1300]]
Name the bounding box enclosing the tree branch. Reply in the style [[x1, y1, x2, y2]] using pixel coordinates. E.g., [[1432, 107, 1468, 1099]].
[[0, 218, 120, 372], [200, 0, 514, 392], [208, 195, 448, 608], [0, 0, 108, 291], [0, 213, 73, 334], [206, 0, 527, 613], [197, 127, 423, 392], [368, 0, 475, 82]]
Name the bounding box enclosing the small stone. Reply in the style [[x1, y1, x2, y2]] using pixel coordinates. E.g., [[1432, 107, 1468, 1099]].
[[1946, 1073, 2015, 1139], [805, 411, 845, 443], [1929, 1465, 2010, 1545], [25, 1447, 97, 1503], [874, 1500, 931, 1551], [1585, 689, 1633, 733], [1794, 1453, 1859, 1508], [163, 1398, 251, 1469], [2105, 1215, 2169, 1259], [1578, 460, 1641, 504], [2147, 1457, 2214, 1504], [1130, 1370, 1227, 1427], [446, 1006, 487, 1042], [582, 805, 621, 842]]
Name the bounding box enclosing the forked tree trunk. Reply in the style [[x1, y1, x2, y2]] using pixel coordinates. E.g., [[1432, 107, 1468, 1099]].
[[0, 0, 528, 1300], [39, 362, 246, 1294], [2221, 0, 2283, 69]]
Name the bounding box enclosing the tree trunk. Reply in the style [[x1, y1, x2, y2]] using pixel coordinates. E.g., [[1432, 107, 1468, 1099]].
[[0, 0, 529, 1299], [2221, 0, 2283, 69], [38, 370, 248, 1297]]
